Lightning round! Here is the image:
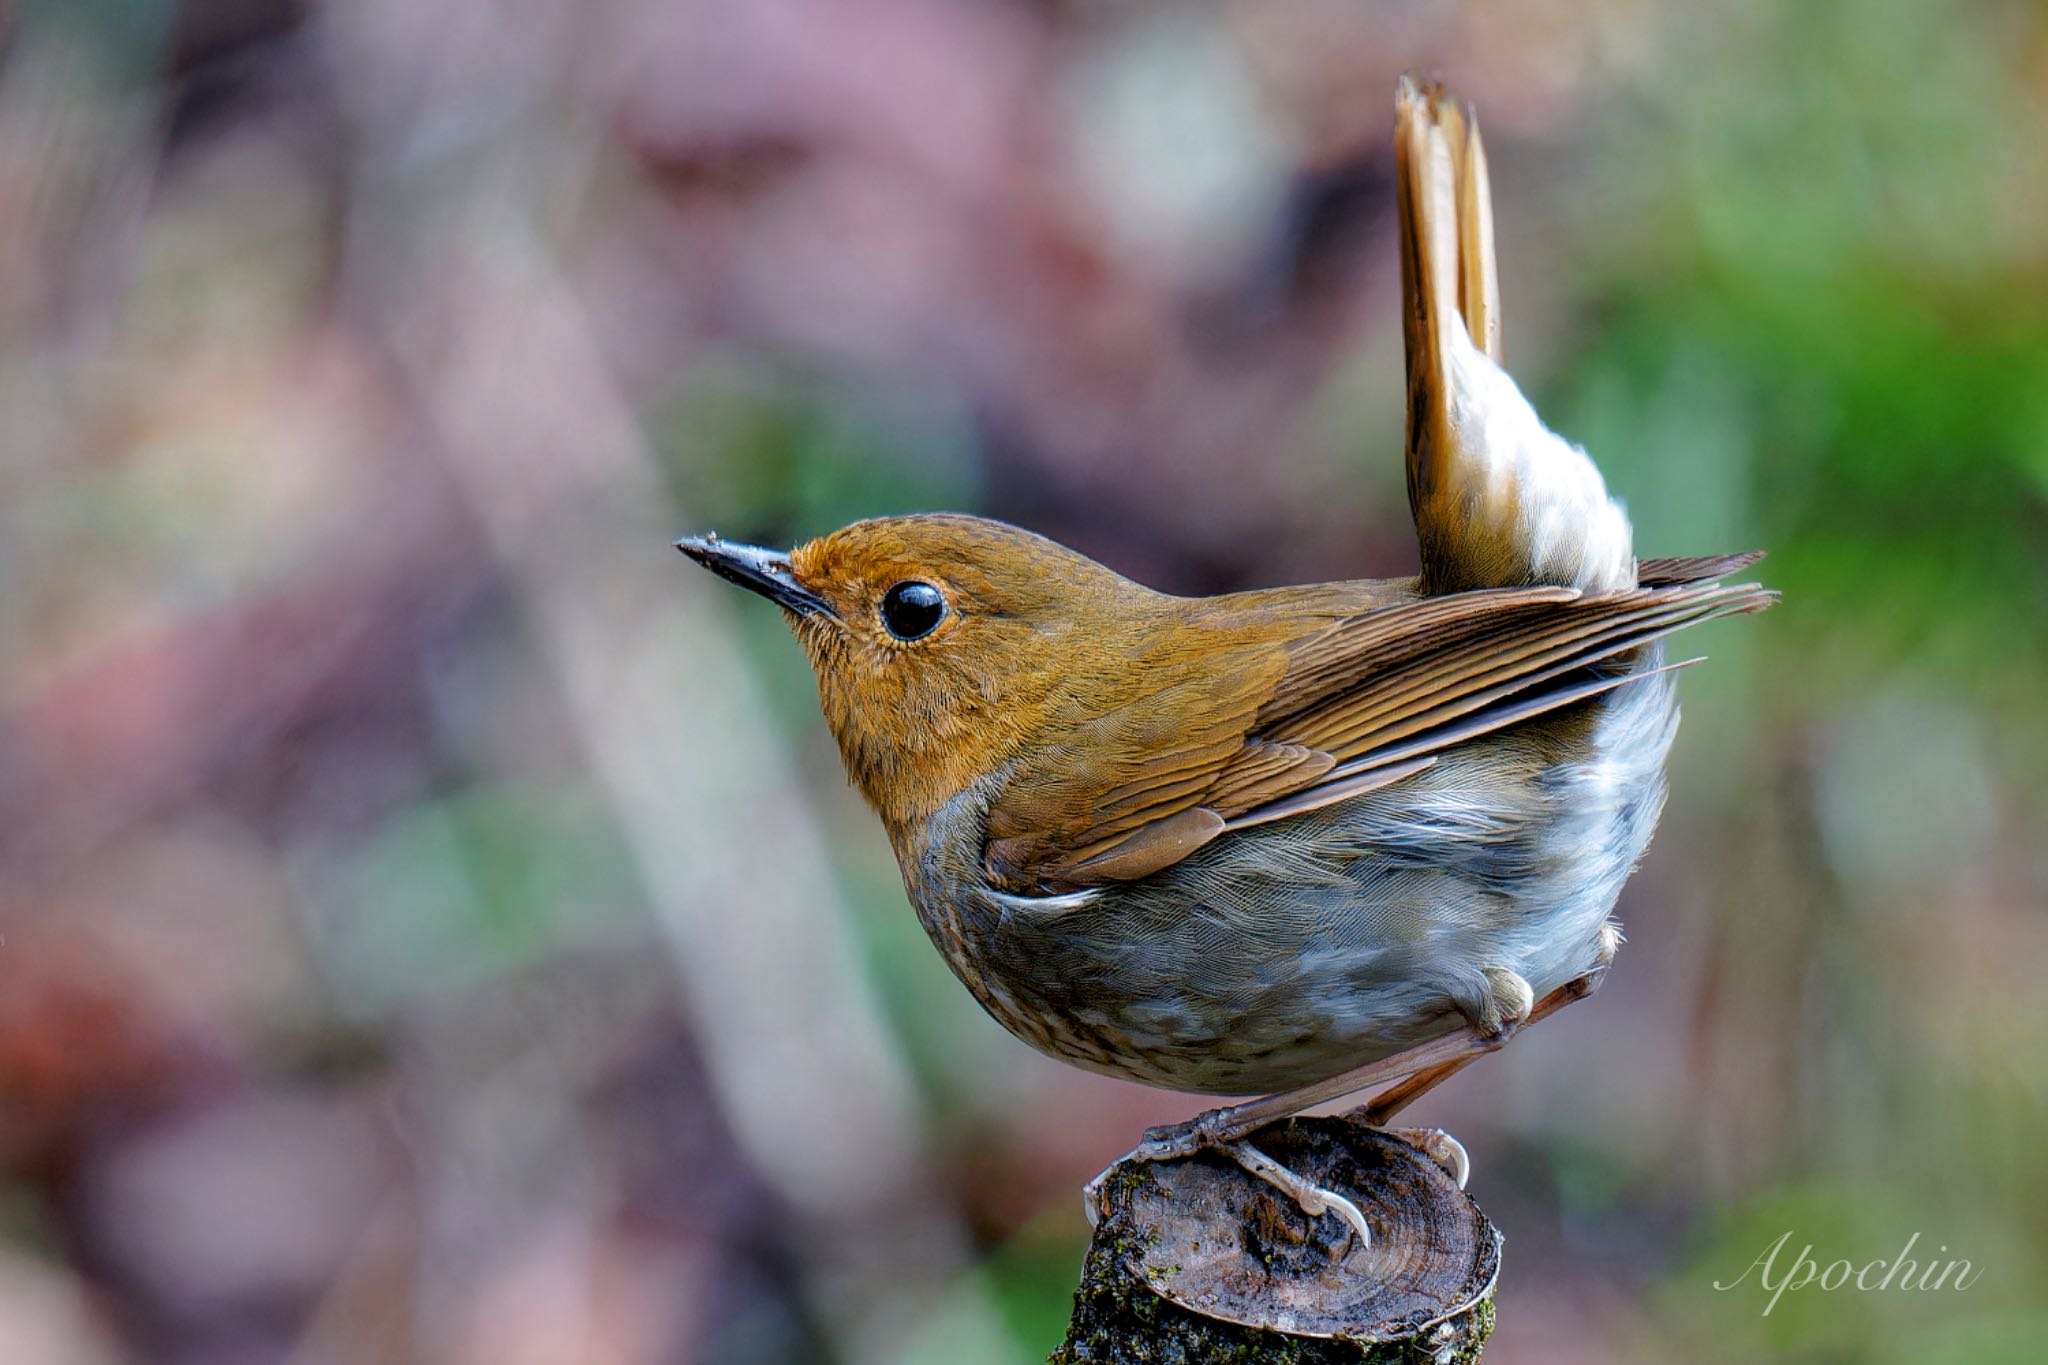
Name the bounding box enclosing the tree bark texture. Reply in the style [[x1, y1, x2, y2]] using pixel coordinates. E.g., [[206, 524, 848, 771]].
[[1053, 1117, 1499, 1364]]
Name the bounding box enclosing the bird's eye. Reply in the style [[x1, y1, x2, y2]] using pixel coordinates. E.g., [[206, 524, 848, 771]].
[[879, 580, 947, 641]]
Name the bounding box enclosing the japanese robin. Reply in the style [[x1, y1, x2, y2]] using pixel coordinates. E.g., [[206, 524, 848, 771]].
[[678, 78, 1773, 1244]]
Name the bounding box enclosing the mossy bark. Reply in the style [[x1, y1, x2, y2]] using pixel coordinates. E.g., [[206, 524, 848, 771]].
[[1052, 1117, 1498, 1364]]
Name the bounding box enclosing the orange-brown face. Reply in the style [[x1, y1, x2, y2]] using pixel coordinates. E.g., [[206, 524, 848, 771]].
[[680, 514, 1158, 841]]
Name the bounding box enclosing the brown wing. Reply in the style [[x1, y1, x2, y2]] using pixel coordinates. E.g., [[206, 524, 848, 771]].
[[1639, 552, 1765, 586], [975, 79, 1770, 894], [982, 576, 1775, 894]]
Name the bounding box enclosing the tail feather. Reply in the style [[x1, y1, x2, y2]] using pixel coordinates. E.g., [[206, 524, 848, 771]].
[[1396, 77, 1636, 595]]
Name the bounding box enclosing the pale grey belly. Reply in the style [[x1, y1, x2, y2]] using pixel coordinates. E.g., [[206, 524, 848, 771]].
[[924, 664, 1679, 1095]]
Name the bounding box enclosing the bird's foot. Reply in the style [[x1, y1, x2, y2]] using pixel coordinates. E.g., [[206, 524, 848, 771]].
[[1081, 1107, 1228, 1226], [1226, 1139, 1373, 1247], [1380, 1125, 1470, 1189], [1084, 1112, 1374, 1248]]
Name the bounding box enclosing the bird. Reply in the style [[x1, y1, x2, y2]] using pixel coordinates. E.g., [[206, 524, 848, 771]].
[[676, 77, 1774, 1246]]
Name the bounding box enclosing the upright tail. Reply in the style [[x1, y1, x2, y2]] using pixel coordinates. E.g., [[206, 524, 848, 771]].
[[1395, 77, 1637, 595]]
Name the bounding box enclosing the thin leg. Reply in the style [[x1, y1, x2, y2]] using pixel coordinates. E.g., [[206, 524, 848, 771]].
[[1084, 1021, 1508, 1243], [1086, 953, 1620, 1237], [1362, 1059, 1475, 1126], [1362, 959, 1611, 1126], [1149, 1017, 1509, 1151]]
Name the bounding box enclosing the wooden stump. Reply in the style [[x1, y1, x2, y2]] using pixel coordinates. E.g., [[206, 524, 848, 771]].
[[1053, 1116, 1500, 1363]]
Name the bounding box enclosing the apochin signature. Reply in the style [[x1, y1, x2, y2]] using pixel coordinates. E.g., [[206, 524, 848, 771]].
[[1714, 1231, 1981, 1316]]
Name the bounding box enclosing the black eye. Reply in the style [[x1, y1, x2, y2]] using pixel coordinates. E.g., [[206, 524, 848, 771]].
[[880, 580, 947, 641]]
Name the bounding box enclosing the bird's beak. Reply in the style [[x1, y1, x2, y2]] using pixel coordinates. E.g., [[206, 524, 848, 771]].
[[675, 534, 831, 617]]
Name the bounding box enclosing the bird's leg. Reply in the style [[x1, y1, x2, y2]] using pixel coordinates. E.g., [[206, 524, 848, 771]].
[[1086, 934, 1623, 1239], [1083, 1023, 1503, 1244], [1360, 1060, 1480, 1128], [1362, 925, 1621, 1129], [1359, 977, 1595, 1126], [1082, 1129, 1379, 1246]]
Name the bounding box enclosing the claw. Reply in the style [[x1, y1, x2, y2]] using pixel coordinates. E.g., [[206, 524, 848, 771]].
[[1084, 1116, 1217, 1220], [1387, 1126, 1470, 1189], [1300, 1184, 1374, 1249], [1227, 1140, 1372, 1249], [1083, 1131, 1175, 1226], [1082, 1161, 1121, 1227], [1083, 1129, 1374, 1249]]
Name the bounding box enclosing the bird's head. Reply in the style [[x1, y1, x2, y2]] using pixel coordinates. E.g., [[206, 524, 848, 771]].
[[677, 514, 1160, 839]]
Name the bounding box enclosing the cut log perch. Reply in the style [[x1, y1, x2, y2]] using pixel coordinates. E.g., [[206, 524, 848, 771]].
[[1053, 1116, 1500, 1363]]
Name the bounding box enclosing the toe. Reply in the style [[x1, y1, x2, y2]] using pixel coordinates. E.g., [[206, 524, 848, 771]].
[[1387, 1126, 1471, 1189], [1225, 1140, 1374, 1250], [1312, 1185, 1374, 1249]]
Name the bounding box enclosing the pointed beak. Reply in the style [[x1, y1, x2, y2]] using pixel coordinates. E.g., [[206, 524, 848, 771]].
[[675, 534, 830, 617]]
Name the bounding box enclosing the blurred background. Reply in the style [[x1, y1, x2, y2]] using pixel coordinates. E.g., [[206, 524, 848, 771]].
[[3, 0, 2046, 1361]]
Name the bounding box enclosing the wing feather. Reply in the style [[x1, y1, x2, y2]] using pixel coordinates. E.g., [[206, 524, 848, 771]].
[[982, 576, 1775, 893], [971, 79, 1774, 895]]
